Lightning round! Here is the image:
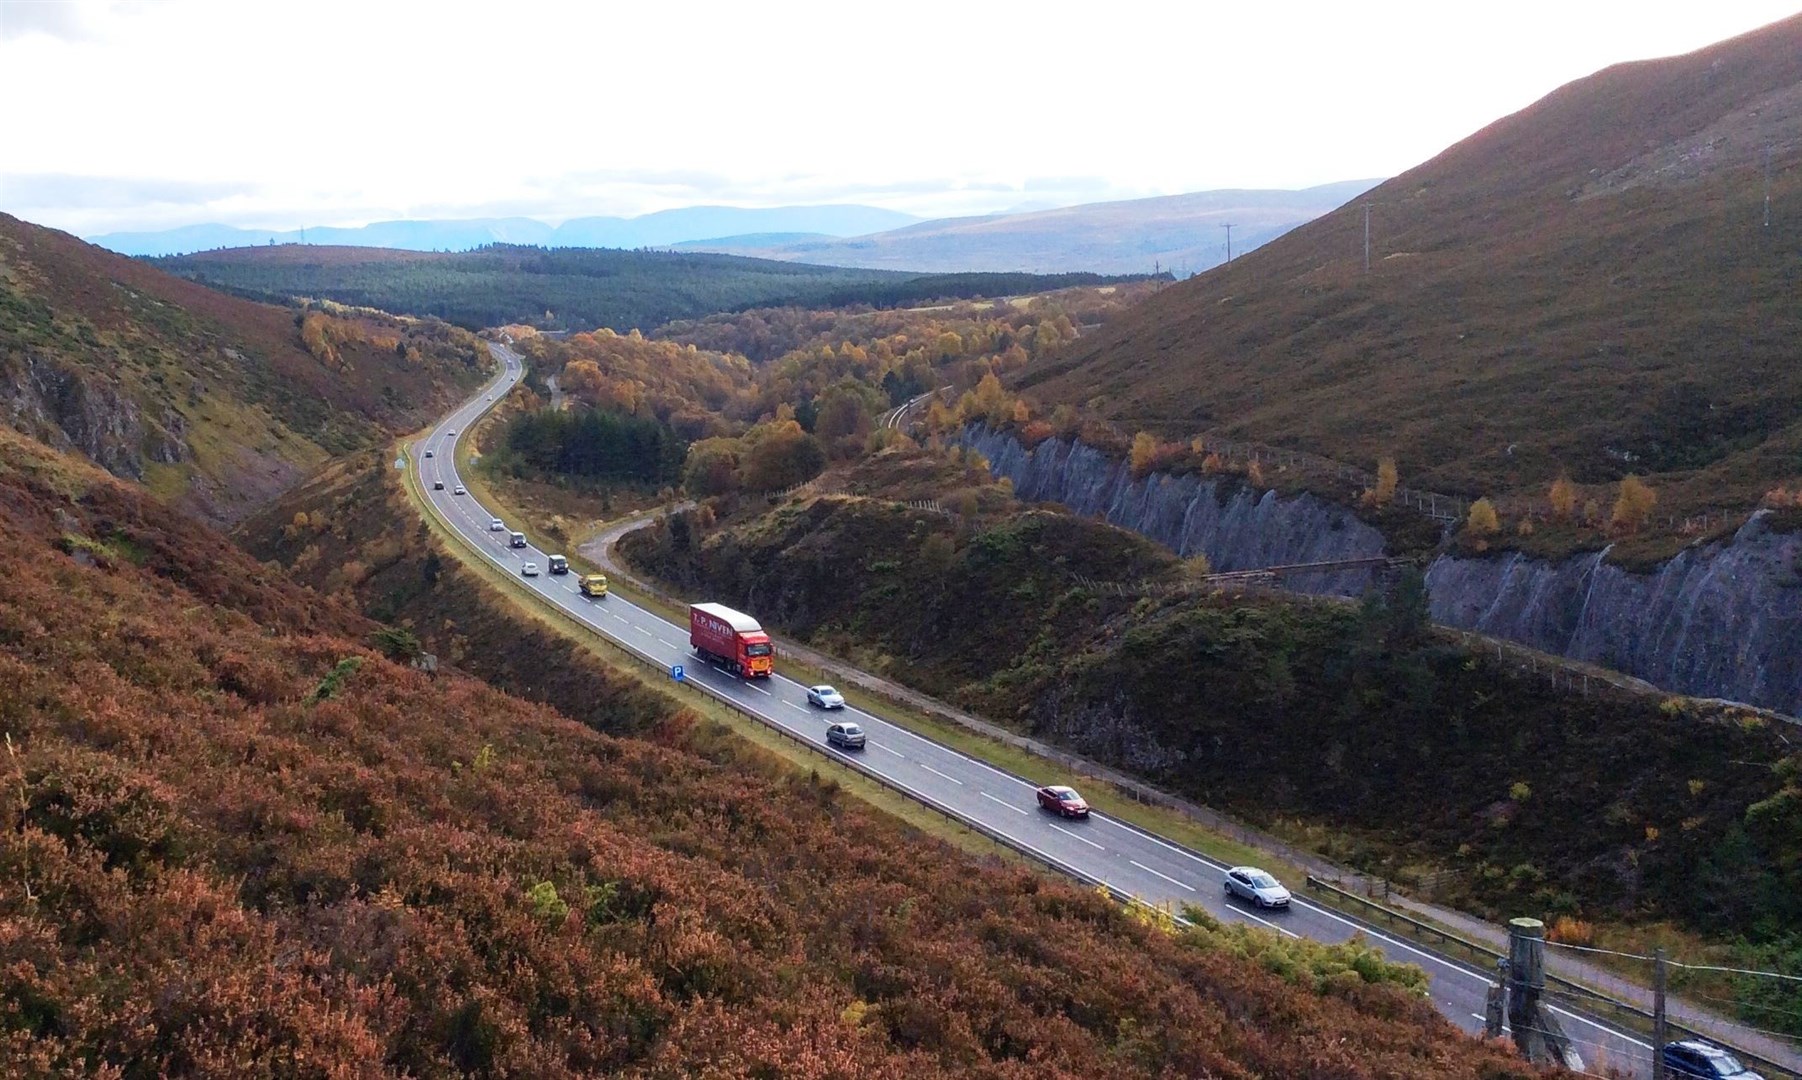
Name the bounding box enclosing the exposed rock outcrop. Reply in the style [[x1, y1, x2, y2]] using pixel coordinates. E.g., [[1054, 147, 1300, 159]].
[[958, 425, 1802, 714], [3, 353, 188, 480]]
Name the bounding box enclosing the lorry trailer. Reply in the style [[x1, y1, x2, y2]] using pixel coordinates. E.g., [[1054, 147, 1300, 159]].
[[689, 602, 773, 678]]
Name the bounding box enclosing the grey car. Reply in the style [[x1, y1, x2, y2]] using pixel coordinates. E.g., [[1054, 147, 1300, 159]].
[[807, 685, 845, 709], [1224, 866, 1291, 910], [826, 722, 865, 750]]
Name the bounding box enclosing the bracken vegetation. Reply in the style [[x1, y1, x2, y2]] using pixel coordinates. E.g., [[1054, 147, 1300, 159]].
[[0, 429, 1550, 1077]]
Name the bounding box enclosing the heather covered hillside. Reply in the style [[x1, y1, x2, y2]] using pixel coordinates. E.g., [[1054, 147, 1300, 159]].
[[0, 214, 489, 524], [0, 429, 1543, 1077], [1019, 15, 1802, 517]]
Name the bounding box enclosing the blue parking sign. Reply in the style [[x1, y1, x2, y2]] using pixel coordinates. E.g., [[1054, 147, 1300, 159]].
[[671, 664, 685, 682]]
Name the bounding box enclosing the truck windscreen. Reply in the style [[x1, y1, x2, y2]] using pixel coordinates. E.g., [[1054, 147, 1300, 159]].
[[746, 643, 771, 656]]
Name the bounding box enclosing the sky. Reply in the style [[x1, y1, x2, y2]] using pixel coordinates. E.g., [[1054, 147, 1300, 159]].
[[3, 0, 1799, 236]]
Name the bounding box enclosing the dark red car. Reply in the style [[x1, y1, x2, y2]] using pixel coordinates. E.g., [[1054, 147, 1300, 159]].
[[1036, 785, 1090, 818]]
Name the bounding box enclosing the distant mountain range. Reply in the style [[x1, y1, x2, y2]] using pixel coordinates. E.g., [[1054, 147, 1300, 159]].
[[88, 205, 921, 258], [90, 185, 1380, 274], [679, 182, 1383, 276]]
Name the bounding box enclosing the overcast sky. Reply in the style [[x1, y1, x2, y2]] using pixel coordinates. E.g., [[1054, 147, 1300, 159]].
[[3, 0, 1798, 236]]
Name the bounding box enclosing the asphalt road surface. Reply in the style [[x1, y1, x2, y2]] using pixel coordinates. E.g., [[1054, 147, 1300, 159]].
[[412, 342, 1661, 1076]]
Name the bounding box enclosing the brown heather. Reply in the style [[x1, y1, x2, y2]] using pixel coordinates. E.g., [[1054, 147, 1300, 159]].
[[0, 430, 1542, 1078]]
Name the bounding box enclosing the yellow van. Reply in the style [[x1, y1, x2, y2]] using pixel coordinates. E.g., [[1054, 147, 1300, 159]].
[[579, 573, 609, 598]]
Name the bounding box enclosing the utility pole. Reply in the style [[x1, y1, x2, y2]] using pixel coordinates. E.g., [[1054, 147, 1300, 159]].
[[1222, 222, 1236, 263], [1364, 203, 1372, 271], [1651, 948, 1668, 1080]]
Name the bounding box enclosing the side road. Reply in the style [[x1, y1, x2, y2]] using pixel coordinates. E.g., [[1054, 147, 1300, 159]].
[[580, 509, 1802, 1073]]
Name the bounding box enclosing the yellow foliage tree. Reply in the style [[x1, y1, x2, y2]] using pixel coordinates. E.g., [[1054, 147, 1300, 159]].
[[1548, 475, 1578, 521], [1367, 456, 1398, 506], [1467, 497, 1500, 537], [1611, 475, 1657, 534], [1130, 432, 1159, 477]]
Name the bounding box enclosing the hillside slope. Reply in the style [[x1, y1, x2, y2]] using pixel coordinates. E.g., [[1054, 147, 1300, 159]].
[[1019, 15, 1802, 513], [688, 181, 1380, 275], [0, 214, 488, 524], [0, 428, 1543, 1078]]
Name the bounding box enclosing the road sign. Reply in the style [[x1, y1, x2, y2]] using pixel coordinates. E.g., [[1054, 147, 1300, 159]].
[[671, 664, 685, 682]]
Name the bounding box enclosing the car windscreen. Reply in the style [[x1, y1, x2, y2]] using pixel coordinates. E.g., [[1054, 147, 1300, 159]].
[[1249, 873, 1279, 889], [746, 644, 771, 656], [842, 725, 861, 736], [815, 687, 836, 696]]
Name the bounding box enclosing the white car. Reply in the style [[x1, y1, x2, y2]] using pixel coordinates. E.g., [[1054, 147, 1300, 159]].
[[521, 562, 540, 577], [453, 486, 466, 496], [446, 429, 456, 435], [1224, 867, 1291, 910], [807, 685, 845, 709], [489, 518, 504, 531]]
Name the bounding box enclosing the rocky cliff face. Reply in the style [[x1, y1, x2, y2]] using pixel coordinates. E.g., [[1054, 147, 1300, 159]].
[[1426, 521, 1802, 715], [3, 353, 188, 481], [959, 425, 1802, 715], [957, 426, 1388, 595]]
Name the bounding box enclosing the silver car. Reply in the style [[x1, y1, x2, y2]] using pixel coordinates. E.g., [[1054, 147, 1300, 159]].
[[521, 562, 540, 577], [826, 722, 865, 750], [1224, 867, 1291, 910], [807, 685, 845, 709]]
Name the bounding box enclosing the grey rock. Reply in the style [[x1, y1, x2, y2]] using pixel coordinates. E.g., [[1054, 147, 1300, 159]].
[[958, 425, 1802, 715]]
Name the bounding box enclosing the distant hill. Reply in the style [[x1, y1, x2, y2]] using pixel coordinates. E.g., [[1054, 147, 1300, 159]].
[[90, 204, 920, 257], [153, 244, 1149, 334], [688, 182, 1382, 275], [0, 214, 489, 523], [1018, 14, 1802, 514]]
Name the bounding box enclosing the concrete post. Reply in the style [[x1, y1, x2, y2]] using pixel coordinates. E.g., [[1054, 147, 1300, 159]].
[[1507, 918, 1546, 1028]]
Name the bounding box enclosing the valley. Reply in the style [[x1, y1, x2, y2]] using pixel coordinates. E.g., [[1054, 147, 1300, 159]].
[[8, 6, 1802, 1076]]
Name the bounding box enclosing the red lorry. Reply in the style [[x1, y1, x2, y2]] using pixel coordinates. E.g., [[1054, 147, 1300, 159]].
[[689, 602, 774, 678]]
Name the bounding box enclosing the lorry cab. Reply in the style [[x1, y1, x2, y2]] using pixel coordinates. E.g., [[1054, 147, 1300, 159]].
[[689, 602, 774, 678], [579, 573, 609, 598], [508, 531, 527, 549], [547, 554, 568, 575]]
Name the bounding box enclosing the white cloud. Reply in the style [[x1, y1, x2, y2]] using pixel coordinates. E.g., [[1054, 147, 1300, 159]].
[[2, 0, 1797, 234]]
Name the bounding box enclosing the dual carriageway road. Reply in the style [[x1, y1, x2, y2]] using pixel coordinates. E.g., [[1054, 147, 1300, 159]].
[[410, 342, 1668, 1076]]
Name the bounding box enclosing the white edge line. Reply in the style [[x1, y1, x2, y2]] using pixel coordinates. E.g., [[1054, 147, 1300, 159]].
[[918, 762, 963, 785], [980, 791, 1029, 815], [1048, 822, 1103, 850], [1128, 859, 1196, 893]]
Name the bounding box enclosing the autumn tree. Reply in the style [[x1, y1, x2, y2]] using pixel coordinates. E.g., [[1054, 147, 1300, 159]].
[[1130, 432, 1159, 478], [1467, 497, 1500, 538], [683, 437, 743, 497], [739, 420, 826, 492], [1611, 474, 1657, 534], [1368, 457, 1399, 506], [1548, 475, 1578, 521]]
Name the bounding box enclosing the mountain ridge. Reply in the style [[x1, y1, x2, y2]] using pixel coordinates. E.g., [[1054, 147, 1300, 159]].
[[694, 181, 1384, 275], [89, 204, 921, 258], [1015, 14, 1802, 516]]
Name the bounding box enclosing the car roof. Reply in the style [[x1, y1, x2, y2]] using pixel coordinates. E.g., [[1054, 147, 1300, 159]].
[[812, 685, 837, 693]]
